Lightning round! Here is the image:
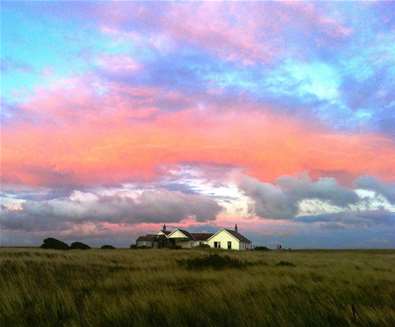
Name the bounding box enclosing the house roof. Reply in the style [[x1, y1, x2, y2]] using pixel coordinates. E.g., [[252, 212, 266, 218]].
[[166, 228, 214, 241], [177, 229, 194, 239], [224, 229, 251, 243], [207, 229, 251, 243], [136, 234, 156, 242], [190, 233, 214, 241], [167, 228, 192, 239]]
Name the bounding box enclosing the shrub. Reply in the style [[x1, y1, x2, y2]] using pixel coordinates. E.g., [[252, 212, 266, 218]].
[[131, 245, 151, 249], [70, 242, 90, 250], [276, 261, 296, 267], [196, 244, 211, 249], [254, 246, 271, 251], [179, 254, 247, 270], [40, 238, 69, 250], [101, 245, 115, 249]]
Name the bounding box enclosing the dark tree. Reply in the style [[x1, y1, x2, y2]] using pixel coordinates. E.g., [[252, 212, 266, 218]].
[[101, 245, 115, 249], [254, 246, 271, 251], [70, 241, 91, 250], [40, 238, 69, 250]]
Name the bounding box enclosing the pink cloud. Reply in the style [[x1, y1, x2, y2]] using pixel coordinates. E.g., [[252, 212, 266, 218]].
[[95, 54, 141, 74], [283, 1, 352, 39], [2, 76, 395, 188], [95, 2, 352, 65]]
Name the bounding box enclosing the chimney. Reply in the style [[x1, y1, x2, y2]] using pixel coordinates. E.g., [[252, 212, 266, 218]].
[[163, 224, 166, 231], [235, 224, 238, 233]]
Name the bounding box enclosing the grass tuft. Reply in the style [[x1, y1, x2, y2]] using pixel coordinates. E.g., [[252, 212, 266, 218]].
[[276, 260, 296, 267], [178, 254, 247, 270]]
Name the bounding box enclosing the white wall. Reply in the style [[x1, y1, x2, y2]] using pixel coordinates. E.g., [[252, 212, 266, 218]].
[[136, 241, 152, 247], [175, 240, 194, 248], [207, 230, 240, 250]]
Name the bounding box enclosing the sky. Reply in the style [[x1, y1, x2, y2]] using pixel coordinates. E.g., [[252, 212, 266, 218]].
[[1, 1, 395, 248]]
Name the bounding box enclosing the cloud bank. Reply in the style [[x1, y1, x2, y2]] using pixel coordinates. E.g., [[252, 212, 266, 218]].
[[1, 188, 222, 232], [239, 173, 395, 228]]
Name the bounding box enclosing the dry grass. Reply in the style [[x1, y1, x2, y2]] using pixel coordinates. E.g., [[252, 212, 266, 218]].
[[1, 248, 394, 326]]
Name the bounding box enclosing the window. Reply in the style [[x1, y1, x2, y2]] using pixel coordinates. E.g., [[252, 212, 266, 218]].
[[227, 241, 232, 249], [214, 241, 218, 248]]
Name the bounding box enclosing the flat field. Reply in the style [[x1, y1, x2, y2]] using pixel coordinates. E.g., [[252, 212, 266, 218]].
[[0, 248, 394, 327]]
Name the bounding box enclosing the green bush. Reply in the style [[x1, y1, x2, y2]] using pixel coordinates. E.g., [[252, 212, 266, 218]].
[[131, 245, 151, 249], [254, 246, 271, 251], [196, 244, 211, 249]]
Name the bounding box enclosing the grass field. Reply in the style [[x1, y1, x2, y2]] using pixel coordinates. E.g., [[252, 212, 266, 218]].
[[1, 248, 394, 326]]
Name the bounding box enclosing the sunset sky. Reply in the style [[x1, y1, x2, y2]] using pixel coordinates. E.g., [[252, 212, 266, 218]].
[[1, 1, 395, 248]]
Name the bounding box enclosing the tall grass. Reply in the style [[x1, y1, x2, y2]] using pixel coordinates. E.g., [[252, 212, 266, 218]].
[[1, 249, 394, 326]]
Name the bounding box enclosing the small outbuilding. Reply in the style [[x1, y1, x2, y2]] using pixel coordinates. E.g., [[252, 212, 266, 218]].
[[136, 234, 156, 247]]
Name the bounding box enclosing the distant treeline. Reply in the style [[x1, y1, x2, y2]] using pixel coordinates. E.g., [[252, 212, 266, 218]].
[[40, 238, 276, 251], [40, 238, 115, 250]]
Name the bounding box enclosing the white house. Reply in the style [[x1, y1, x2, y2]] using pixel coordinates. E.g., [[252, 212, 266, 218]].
[[135, 224, 252, 250], [207, 225, 252, 250]]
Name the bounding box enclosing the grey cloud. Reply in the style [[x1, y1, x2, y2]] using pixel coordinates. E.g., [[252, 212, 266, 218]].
[[277, 175, 359, 207], [296, 210, 395, 228], [0, 189, 222, 232], [239, 174, 359, 220], [240, 179, 295, 219], [355, 176, 395, 203], [0, 209, 67, 232]]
